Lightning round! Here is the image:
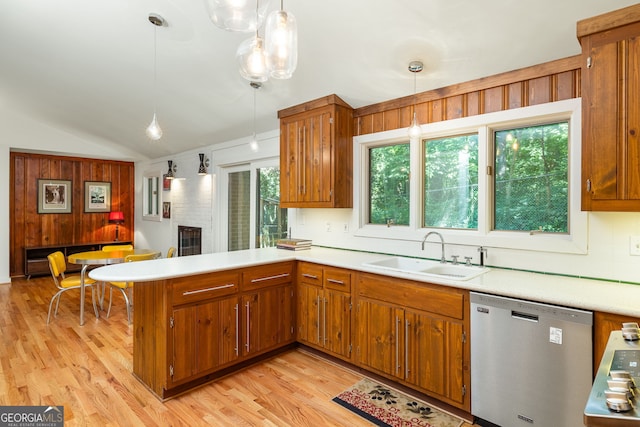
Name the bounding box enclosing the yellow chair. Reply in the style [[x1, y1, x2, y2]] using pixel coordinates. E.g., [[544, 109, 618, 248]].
[[166, 246, 176, 258], [47, 251, 97, 324], [102, 244, 133, 252], [106, 252, 159, 324]]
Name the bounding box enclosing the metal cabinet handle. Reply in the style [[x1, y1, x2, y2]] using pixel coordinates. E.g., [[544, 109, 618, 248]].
[[323, 297, 328, 345], [250, 273, 290, 283], [395, 316, 400, 375], [182, 283, 234, 296], [405, 319, 410, 377], [245, 301, 250, 352], [234, 303, 239, 356], [316, 295, 321, 344], [302, 273, 318, 279], [327, 278, 344, 285]]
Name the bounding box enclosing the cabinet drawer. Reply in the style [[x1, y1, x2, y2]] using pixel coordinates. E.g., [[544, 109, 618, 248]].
[[172, 271, 239, 305], [298, 262, 323, 287], [242, 262, 294, 290], [324, 267, 352, 292], [358, 273, 464, 320]]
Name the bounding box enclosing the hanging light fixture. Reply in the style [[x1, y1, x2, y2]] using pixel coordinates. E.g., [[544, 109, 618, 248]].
[[236, 0, 269, 82], [264, 0, 297, 79], [249, 82, 261, 152], [204, 0, 271, 32], [146, 13, 165, 141], [408, 60, 423, 140]]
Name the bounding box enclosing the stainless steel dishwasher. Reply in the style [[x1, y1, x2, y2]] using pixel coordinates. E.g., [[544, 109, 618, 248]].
[[470, 292, 593, 427]]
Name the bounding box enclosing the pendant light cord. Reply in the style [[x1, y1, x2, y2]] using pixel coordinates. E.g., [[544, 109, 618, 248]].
[[152, 24, 158, 115]]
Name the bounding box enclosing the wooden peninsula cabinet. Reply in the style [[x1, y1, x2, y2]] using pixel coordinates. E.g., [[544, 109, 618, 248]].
[[296, 262, 353, 360], [579, 4, 640, 211], [355, 273, 470, 411], [278, 94, 353, 208], [133, 262, 295, 399]]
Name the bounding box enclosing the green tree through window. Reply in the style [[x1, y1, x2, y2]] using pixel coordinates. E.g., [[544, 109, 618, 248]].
[[424, 134, 479, 229], [494, 122, 568, 233], [369, 144, 410, 225]]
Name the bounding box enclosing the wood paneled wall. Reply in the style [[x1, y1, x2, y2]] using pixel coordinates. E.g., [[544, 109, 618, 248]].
[[10, 152, 135, 277], [354, 55, 582, 136]]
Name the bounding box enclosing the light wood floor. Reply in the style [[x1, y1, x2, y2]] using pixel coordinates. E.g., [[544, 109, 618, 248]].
[[1, 276, 475, 426]]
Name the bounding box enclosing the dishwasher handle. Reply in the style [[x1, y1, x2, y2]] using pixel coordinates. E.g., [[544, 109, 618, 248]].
[[511, 310, 539, 322]]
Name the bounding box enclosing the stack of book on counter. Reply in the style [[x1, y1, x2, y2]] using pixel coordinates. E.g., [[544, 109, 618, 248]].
[[276, 238, 312, 251]]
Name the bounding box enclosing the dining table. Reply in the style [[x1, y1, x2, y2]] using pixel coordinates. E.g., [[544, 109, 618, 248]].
[[67, 248, 161, 325]]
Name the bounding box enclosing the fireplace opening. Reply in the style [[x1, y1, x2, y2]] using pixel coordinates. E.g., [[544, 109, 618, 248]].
[[178, 226, 202, 256]]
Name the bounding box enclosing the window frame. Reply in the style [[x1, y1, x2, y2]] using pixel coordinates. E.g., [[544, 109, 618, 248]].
[[354, 98, 586, 254]]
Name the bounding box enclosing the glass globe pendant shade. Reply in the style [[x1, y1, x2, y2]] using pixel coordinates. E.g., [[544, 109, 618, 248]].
[[408, 111, 422, 139], [203, 0, 271, 32], [237, 36, 269, 82], [146, 113, 163, 140], [264, 10, 297, 79], [249, 133, 259, 152]]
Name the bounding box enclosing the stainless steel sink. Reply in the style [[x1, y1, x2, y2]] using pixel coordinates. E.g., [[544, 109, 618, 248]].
[[362, 256, 489, 281]]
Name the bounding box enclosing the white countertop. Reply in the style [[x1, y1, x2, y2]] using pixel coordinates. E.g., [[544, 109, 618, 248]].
[[89, 246, 640, 317]]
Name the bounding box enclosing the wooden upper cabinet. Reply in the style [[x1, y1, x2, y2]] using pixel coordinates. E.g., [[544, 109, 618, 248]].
[[278, 94, 353, 208], [579, 5, 640, 211]]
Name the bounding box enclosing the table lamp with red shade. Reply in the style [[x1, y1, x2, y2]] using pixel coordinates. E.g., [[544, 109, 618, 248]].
[[108, 211, 124, 241]]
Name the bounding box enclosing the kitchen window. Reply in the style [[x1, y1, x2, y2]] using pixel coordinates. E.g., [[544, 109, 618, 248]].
[[368, 143, 410, 226], [492, 122, 569, 233], [355, 98, 586, 254], [423, 134, 478, 229]]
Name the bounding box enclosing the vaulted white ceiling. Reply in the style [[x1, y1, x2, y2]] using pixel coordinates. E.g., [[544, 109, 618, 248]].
[[1, 1, 635, 160]]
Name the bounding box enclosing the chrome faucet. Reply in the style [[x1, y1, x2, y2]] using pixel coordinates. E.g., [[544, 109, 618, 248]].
[[421, 231, 446, 263]]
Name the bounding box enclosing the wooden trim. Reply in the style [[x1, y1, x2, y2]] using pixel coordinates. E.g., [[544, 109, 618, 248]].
[[353, 55, 581, 118], [577, 3, 640, 39], [277, 94, 352, 119]]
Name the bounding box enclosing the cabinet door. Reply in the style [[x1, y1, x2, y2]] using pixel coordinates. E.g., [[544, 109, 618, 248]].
[[304, 111, 332, 204], [243, 284, 294, 357], [297, 282, 321, 345], [171, 305, 196, 383], [280, 108, 333, 207], [357, 299, 404, 378], [582, 23, 640, 210], [405, 310, 465, 405], [280, 117, 304, 205], [323, 289, 351, 359], [198, 297, 240, 370]]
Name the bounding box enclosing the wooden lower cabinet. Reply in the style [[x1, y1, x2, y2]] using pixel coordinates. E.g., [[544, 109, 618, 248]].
[[170, 296, 239, 384], [356, 273, 470, 411], [242, 283, 295, 357], [297, 262, 352, 360], [133, 262, 295, 399]]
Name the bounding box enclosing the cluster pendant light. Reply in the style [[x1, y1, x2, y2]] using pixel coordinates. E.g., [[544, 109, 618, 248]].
[[146, 13, 165, 141], [207, 0, 297, 82], [408, 60, 423, 140]]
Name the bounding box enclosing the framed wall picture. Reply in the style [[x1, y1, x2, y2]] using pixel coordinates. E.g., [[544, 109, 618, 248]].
[[163, 174, 172, 191], [84, 181, 111, 213], [163, 202, 171, 219], [38, 179, 72, 214]]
